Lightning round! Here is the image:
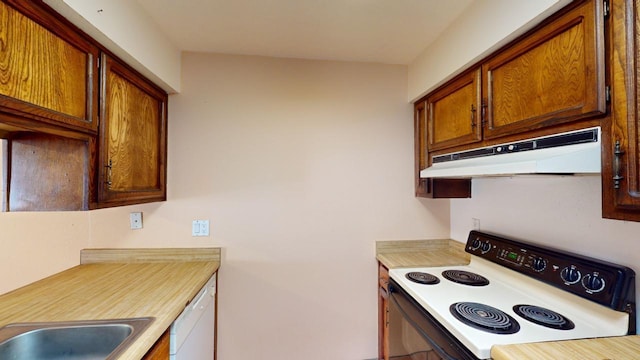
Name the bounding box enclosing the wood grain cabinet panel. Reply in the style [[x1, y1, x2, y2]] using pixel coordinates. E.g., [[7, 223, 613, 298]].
[[142, 328, 170, 360], [414, 101, 472, 198], [602, 0, 640, 221], [427, 68, 482, 151], [97, 54, 167, 207], [0, 1, 168, 211], [414, 0, 604, 199], [378, 263, 389, 360], [7, 133, 89, 211], [483, 0, 606, 139], [0, 0, 99, 133]]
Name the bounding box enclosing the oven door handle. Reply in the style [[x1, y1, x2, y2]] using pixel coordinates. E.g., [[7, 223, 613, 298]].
[[389, 291, 460, 360]]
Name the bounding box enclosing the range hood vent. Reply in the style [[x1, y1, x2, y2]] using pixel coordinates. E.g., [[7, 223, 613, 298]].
[[420, 127, 601, 178]]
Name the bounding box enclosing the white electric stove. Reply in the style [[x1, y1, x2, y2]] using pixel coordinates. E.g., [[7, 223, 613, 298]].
[[386, 231, 636, 360]]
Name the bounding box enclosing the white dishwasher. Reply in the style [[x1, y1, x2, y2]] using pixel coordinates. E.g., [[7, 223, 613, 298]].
[[170, 272, 217, 360]]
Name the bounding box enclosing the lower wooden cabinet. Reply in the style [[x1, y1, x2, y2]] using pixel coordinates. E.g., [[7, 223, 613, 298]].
[[378, 263, 389, 360], [602, 0, 640, 221], [142, 328, 170, 359]]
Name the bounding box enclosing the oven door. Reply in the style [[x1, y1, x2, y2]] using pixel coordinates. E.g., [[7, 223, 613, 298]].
[[387, 279, 479, 360]]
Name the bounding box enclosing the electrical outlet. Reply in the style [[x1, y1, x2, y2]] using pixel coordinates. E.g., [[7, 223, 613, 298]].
[[472, 218, 480, 231], [130, 212, 143, 230], [192, 220, 210, 237]]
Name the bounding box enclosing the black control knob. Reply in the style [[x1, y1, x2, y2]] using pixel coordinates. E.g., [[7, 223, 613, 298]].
[[481, 242, 492, 253], [582, 273, 606, 293], [531, 257, 547, 272], [561, 266, 581, 284], [471, 239, 482, 250]]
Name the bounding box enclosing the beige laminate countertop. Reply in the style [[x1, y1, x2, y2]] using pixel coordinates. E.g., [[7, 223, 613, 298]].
[[491, 336, 640, 360], [0, 248, 221, 360], [376, 240, 639, 359], [376, 238, 470, 268]]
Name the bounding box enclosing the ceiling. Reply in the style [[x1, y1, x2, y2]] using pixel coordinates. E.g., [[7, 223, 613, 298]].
[[135, 0, 473, 65]]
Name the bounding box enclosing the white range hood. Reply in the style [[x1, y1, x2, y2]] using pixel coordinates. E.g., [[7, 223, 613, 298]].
[[420, 127, 601, 178]]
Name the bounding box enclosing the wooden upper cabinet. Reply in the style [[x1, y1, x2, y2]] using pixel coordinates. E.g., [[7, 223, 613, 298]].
[[415, 0, 605, 199], [426, 68, 482, 151], [482, 0, 606, 140], [415, 101, 429, 196], [0, 1, 99, 134], [414, 101, 471, 199], [602, 0, 640, 221], [97, 54, 167, 207]]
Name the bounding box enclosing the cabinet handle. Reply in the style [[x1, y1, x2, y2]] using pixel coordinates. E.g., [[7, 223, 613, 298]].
[[470, 104, 477, 127], [613, 140, 625, 189], [105, 159, 113, 189], [481, 100, 488, 128], [385, 307, 389, 328]]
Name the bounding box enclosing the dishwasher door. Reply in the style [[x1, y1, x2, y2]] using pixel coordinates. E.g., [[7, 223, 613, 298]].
[[170, 273, 216, 360]]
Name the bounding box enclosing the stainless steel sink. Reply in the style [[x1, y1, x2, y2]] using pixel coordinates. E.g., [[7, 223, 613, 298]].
[[0, 317, 154, 360]]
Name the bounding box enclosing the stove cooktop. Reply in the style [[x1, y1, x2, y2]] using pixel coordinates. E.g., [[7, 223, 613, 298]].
[[390, 261, 630, 359], [388, 231, 635, 360]]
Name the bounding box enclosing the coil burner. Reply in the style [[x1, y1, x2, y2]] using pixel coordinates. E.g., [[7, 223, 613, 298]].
[[513, 304, 575, 330], [405, 272, 440, 285], [450, 302, 520, 334], [442, 270, 489, 286]]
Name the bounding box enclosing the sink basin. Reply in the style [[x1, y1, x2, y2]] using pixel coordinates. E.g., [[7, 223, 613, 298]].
[[0, 317, 154, 360]]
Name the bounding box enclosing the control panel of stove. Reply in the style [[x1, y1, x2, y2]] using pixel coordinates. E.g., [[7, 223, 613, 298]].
[[465, 231, 636, 312]]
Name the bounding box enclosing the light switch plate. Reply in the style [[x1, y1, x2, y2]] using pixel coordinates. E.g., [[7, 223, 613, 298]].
[[192, 220, 210, 237], [130, 212, 143, 230]]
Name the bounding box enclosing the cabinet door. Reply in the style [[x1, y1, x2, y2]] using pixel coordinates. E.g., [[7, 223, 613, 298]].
[[482, 0, 606, 140], [415, 101, 471, 198], [426, 68, 482, 151], [98, 54, 167, 206], [602, 0, 640, 221], [378, 263, 389, 360], [8, 133, 89, 211], [415, 101, 429, 197], [0, 1, 99, 133], [142, 329, 170, 360]]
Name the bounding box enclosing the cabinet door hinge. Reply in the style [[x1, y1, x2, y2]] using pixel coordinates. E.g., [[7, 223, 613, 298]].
[[603, 0, 610, 18], [605, 85, 611, 103]]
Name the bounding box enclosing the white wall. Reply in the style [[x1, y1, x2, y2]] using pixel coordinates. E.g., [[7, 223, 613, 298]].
[[0, 143, 90, 295], [0, 212, 90, 294], [43, 0, 181, 93], [86, 53, 450, 359], [408, 0, 569, 102], [450, 176, 640, 264]]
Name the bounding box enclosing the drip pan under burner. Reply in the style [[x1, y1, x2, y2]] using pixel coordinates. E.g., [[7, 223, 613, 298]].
[[513, 304, 575, 330], [406, 272, 440, 285], [450, 302, 520, 334]]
